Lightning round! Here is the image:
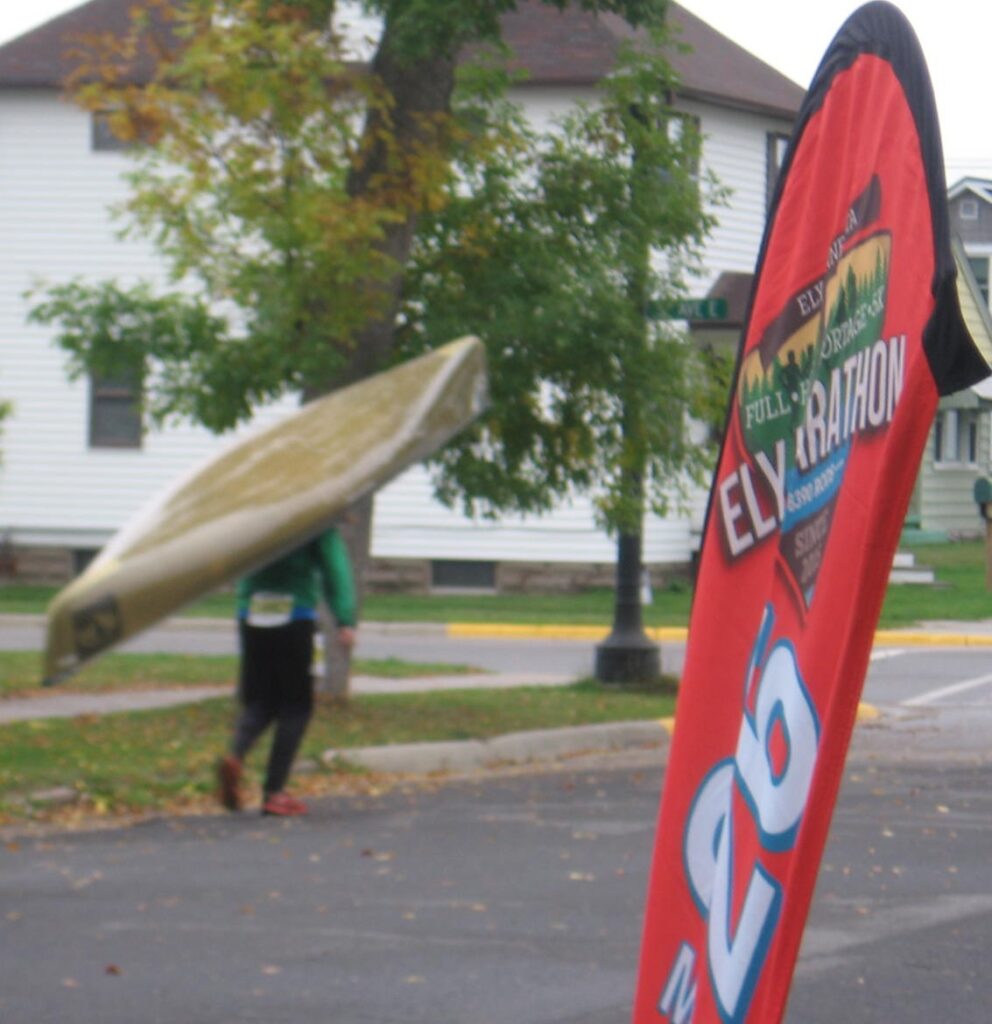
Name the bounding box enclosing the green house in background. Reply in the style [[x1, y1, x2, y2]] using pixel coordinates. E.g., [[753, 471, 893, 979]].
[[904, 234, 992, 542]]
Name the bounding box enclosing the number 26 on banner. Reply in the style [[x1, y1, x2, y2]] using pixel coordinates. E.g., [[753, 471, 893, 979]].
[[660, 607, 821, 1023]]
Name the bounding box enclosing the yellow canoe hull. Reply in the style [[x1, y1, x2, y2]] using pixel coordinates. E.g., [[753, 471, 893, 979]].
[[43, 337, 487, 684]]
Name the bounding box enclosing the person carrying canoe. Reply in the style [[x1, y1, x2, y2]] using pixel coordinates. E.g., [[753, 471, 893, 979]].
[[217, 527, 357, 816]]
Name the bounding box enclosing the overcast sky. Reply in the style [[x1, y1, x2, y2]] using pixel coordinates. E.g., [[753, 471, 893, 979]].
[[2, 0, 988, 182]]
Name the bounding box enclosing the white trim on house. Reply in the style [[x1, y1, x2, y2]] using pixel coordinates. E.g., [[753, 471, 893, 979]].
[[948, 177, 992, 204]]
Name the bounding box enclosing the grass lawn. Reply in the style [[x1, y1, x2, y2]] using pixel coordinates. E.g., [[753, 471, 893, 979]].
[[878, 541, 991, 626], [0, 582, 694, 625], [0, 681, 675, 825], [2, 540, 988, 628]]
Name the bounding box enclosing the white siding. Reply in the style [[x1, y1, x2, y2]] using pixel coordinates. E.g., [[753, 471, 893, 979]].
[[0, 82, 785, 567], [0, 91, 293, 548], [372, 465, 693, 564], [687, 100, 791, 286], [508, 84, 598, 132]]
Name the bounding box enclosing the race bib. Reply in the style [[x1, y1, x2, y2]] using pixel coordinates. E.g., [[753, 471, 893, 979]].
[[246, 592, 294, 627]]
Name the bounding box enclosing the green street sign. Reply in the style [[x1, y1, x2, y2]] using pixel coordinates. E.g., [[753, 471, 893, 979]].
[[646, 297, 729, 321]]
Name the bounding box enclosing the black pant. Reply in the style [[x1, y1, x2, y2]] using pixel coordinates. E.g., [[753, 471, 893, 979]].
[[232, 619, 315, 797]]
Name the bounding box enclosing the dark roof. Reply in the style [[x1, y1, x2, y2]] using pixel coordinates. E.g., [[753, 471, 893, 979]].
[[665, 4, 804, 118], [500, 2, 805, 119], [0, 0, 171, 87], [0, 0, 805, 120]]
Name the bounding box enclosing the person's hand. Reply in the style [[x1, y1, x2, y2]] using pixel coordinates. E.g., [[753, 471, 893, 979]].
[[337, 626, 356, 650]]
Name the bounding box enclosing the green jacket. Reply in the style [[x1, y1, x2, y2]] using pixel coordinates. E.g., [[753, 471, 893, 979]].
[[236, 528, 357, 626]]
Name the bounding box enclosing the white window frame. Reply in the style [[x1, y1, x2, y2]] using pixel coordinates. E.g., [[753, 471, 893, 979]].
[[766, 132, 790, 213], [933, 408, 980, 469], [959, 198, 980, 221]]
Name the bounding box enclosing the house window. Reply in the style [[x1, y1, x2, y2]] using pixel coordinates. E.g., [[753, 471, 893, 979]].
[[91, 111, 142, 153], [431, 560, 496, 592], [933, 408, 979, 467], [959, 198, 979, 221], [968, 256, 990, 306], [766, 132, 790, 212], [968, 415, 979, 464], [90, 369, 143, 448], [73, 549, 99, 576]]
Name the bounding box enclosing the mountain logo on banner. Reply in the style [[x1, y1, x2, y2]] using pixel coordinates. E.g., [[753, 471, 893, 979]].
[[722, 175, 905, 610]]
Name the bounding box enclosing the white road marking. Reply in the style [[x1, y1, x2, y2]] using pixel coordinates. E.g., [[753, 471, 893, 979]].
[[903, 671, 992, 707], [869, 648, 906, 662]]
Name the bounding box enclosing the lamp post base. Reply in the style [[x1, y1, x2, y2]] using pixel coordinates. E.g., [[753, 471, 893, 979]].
[[595, 631, 661, 685]]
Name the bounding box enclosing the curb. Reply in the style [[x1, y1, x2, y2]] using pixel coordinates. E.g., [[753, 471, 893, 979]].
[[446, 623, 992, 646], [319, 702, 882, 778], [872, 629, 992, 647], [322, 720, 670, 775], [445, 623, 689, 641]]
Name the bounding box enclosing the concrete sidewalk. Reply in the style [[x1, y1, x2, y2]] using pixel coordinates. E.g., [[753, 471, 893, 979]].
[[0, 670, 575, 724]]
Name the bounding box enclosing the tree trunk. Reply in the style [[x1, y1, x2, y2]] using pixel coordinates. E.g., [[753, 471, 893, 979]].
[[305, 25, 460, 684], [335, 21, 459, 389], [316, 492, 374, 700]]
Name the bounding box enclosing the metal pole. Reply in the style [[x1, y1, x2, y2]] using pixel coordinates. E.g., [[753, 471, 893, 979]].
[[595, 529, 661, 684]]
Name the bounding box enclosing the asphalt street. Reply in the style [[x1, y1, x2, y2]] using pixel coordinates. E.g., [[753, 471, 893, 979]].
[[0, 754, 661, 1024], [4, 617, 992, 1021], [790, 743, 992, 1023], [2, 726, 992, 1024]]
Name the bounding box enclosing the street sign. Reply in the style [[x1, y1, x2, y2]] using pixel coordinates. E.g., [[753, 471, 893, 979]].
[[645, 296, 729, 321]]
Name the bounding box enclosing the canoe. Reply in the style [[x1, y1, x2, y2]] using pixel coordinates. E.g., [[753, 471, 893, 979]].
[[43, 336, 487, 684]]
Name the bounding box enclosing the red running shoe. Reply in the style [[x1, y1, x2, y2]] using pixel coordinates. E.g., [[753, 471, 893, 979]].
[[262, 792, 309, 817], [217, 755, 242, 812]]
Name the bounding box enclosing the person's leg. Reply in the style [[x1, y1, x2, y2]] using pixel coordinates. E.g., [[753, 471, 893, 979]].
[[262, 619, 315, 810], [219, 622, 278, 811], [231, 703, 275, 761], [262, 707, 311, 797]]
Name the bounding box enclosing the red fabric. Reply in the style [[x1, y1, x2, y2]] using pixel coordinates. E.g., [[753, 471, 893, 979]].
[[633, 54, 946, 1024]]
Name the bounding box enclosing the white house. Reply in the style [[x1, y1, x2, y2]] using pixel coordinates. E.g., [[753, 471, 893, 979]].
[[0, 0, 805, 588]]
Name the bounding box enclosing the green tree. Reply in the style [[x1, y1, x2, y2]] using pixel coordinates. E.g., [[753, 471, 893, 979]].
[[28, 0, 664, 534], [402, 38, 718, 527], [28, 0, 671, 687], [399, 25, 723, 680]]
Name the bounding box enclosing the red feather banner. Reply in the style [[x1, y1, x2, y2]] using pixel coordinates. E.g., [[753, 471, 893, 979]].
[[633, 4, 989, 1022]]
